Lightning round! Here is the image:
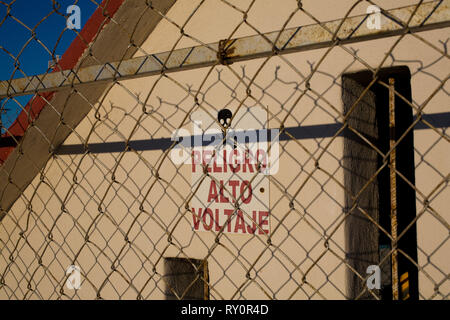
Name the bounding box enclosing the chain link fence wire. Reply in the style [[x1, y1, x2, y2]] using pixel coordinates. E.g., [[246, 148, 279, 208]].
[[0, 0, 448, 300]]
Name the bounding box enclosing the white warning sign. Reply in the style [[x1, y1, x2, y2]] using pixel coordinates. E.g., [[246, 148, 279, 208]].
[[171, 106, 279, 235]]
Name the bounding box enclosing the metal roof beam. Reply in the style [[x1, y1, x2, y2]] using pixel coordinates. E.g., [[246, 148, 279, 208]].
[[1, 0, 449, 99]]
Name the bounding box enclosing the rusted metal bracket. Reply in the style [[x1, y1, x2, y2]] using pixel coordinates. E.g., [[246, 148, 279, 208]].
[[217, 39, 235, 66]]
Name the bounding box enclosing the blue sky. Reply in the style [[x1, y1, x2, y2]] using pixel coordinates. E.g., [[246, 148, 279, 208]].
[[0, 0, 99, 131]]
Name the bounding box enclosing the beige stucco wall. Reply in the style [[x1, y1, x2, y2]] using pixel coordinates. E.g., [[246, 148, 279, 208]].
[[0, 0, 448, 299]]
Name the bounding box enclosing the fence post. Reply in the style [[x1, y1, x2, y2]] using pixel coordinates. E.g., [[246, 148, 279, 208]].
[[389, 77, 399, 300]]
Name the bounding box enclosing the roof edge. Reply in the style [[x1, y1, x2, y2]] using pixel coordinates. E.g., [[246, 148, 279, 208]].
[[0, 0, 126, 164]]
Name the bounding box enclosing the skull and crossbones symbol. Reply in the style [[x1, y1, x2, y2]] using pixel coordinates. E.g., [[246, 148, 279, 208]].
[[217, 108, 232, 129]]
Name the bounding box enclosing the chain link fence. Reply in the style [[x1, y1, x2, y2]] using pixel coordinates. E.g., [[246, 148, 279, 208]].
[[0, 0, 448, 300]]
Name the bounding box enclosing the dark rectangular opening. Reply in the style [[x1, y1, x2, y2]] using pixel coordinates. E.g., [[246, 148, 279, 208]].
[[342, 66, 418, 300], [163, 257, 209, 300]]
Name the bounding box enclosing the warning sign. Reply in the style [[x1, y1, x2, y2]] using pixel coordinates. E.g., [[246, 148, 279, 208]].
[[187, 106, 273, 235]]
